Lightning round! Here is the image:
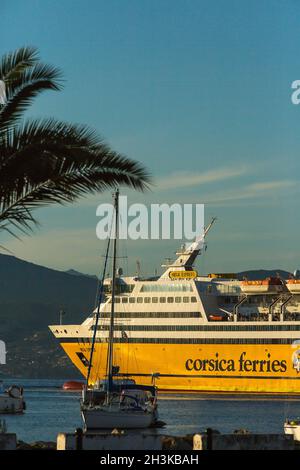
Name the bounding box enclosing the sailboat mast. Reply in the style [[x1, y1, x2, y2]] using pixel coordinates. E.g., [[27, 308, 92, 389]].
[[86, 235, 111, 387], [107, 188, 119, 393]]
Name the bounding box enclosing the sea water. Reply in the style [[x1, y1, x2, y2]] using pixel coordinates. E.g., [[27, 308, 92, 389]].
[[2, 379, 300, 443]]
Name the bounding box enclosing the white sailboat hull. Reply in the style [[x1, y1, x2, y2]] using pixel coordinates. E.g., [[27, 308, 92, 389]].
[[81, 407, 155, 430], [284, 423, 300, 441]]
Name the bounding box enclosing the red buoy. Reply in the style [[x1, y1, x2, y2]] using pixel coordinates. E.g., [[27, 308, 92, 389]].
[[62, 381, 84, 391]]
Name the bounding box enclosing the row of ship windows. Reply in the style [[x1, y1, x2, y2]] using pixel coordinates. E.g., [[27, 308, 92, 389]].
[[211, 285, 241, 294], [113, 296, 198, 304], [104, 283, 194, 294], [96, 324, 300, 331], [96, 312, 201, 319], [103, 284, 134, 293], [140, 283, 194, 292], [98, 325, 205, 331], [172, 324, 300, 331], [86, 338, 297, 344], [219, 297, 280, 305], [93, 316, 300, 329]]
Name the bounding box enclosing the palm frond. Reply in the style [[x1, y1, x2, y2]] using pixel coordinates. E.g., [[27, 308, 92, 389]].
[[0, 47, 151, 239], [3, 118, 101, 152], [0, 79, 61, 131], [0, 46, 38, 83], [0, 162, 150, 236], [0, 119, 150, 179], [4, 62, 63, 98], [0, 118, 151, 236]]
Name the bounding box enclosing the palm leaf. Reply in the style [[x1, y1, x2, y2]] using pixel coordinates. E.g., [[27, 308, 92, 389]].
[[0, 46, 38, 83], [0, 118, 151, 236], [4, 63, 62, 98], [0, 47, 151, 238], [0, 72, 61, 131]]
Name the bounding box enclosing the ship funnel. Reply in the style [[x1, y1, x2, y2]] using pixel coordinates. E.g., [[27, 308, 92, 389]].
[[294, 269, 300, 279], [117, 267, 123, 276]]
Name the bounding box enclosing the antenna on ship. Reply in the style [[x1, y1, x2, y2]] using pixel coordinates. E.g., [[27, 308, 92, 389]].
[[136, 259, 141, 278], [59, 308, 66, 325], [204, 216, 217, 238], [159, 217, 217, 277]]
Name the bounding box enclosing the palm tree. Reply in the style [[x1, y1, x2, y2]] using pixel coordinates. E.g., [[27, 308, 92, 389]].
[[0, 46, 150, 237]]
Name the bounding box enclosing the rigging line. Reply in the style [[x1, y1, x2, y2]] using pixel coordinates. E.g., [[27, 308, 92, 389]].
[[86, 214, 113, 386], [93, 263, 103, 310], [119, 210, 129, 277], [93, 225, 123, 310], [119, 299, 130, 377], [107, 189, 119, 395], [94, 338, 103, 382], [125, 316, 130, 378]]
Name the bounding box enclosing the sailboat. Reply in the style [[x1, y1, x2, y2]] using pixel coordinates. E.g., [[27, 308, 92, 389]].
[[284, 418, 300, 441], [80, 189, 159, 430], [0, 382, 25, 414]]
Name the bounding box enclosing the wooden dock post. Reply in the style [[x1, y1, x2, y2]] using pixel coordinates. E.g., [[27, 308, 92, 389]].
[[75, 428, 83, 450]]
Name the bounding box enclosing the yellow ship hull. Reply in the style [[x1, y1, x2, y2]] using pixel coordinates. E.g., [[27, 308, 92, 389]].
[[61, 341, 300, 393]]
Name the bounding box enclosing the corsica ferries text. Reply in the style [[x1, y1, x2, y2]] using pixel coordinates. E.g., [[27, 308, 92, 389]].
[[185, 352, 287, 373]]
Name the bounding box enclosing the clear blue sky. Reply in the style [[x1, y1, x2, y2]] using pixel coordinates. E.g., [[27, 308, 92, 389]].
[[1, 0, 300, 276]]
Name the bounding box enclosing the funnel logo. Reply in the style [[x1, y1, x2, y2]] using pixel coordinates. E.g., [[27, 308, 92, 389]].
[[0, 340, 6, 364], [292, 349, 300, 373]]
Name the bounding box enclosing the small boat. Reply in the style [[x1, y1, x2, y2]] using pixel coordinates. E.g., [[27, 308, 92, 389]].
[[0, 383, 25, 414], [241, 277, 284, 294], [80, 190, 159, 430], [81, 382, 158, 430], [62, 380, 84, 391], [208, 313, 229, 322], [284, 418, 300, 441]]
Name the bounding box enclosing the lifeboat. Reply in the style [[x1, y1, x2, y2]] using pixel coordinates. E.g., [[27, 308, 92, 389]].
[[208, 313, 228, 322], [286, 279, 300, 294], [62, 381, 85, 391], [240, 277, 284, 294]]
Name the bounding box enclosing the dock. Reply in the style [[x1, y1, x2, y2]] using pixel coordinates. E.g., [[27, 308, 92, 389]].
[[1, 427, 299, 450], [56, 428, 298, 451]]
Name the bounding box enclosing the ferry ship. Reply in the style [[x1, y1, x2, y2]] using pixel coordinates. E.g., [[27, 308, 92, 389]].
[[49, 221, 300, 394]]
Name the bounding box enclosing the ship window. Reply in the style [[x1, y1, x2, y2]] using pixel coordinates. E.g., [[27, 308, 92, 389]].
[[183, 297, 189, 303], [129, 298, 135, 303], [191, 296, 197, 303], [160, 297, 166, 303], [98, 311, 201, 319], [122, 297, 128, 303], [175, 297, 181, 303], [152, 297, 158, 303], [144, 297, 151, 303], [141, 283, 193, 292], [115, 297, 120, 303], [167, 297, 174, 303], [215, 284, 241, 295], [118, 284, 135, 293], [137, 297, 143, 303]]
